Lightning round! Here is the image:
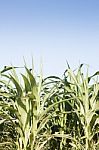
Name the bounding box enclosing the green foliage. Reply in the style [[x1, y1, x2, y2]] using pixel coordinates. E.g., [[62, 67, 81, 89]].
[[0, 64, 99, 150]]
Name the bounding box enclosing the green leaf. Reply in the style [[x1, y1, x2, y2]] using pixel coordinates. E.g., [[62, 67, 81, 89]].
[[10, 75, 22, 96], [21, 74, 31, 93], [1, 66, 20, 73], [0, 119, 6, 124], [25, 67, 36, 88]]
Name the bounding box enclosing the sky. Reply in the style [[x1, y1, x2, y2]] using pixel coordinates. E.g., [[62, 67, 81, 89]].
[[0, 0, 99, 77]]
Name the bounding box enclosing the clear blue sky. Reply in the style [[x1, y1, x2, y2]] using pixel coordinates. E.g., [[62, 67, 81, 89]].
[[0, 0, 99, 76]]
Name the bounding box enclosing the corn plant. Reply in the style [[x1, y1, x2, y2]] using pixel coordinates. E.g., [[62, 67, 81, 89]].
[[63, 64, 99, 149], [0, 66, 72, 150], [0, 64, 99, 150], [0, 66, 49, 149]]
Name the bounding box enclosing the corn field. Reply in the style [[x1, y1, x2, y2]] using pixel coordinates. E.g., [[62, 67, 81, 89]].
[[0, 64, 99, 150]]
